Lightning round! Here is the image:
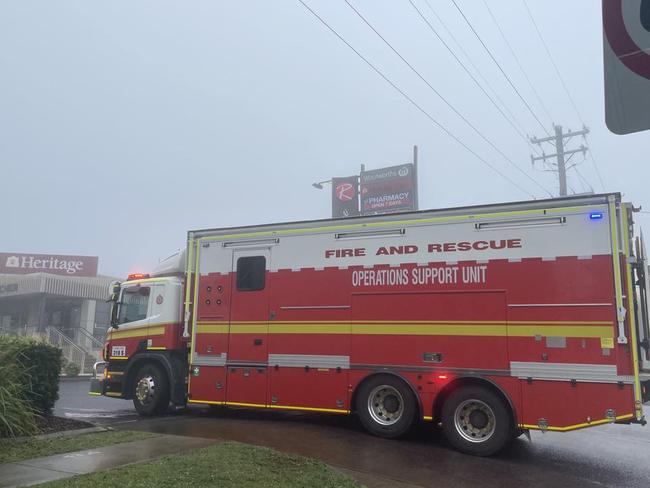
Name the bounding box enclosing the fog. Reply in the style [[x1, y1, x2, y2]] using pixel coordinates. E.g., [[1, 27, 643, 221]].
[[1, 1, 648, 277]]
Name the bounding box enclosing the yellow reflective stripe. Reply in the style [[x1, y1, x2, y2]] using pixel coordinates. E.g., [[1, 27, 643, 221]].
[[108, 325, 166, 340], [226, 401, 267, 408], [197, 323, 229, 334], [109, 356, 129, 360], [609, 198, 625, 327], [105, 392, 122, 397], [88, 392, 101, 396], [187, 240, 201, 395], [188, 399, 225, 405], [351, 323, 505, 336], [268, 405, 348, 414], [621, 206, 643, 418], [195, 321, 613, 338], [199, 205, 592, 242], [230, 324, 268, 334], [147, 346, 166, 350], [423, 416, 433, 421], [521, 413, 634, 432], [507, 325, 612, 339]]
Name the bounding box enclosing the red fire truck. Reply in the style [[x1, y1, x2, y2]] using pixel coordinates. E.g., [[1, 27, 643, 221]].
[[90, 193, 649, 455]]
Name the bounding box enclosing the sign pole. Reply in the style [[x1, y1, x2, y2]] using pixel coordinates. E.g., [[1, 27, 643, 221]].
[[413, 145, 419, 211]]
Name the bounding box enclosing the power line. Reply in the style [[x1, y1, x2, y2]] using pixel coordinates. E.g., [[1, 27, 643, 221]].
[[587, 147, 606, 191], [481, 0, 554, 125], [407, 0, 538, 153], [422, 0, 530, 140], [574, 165, 594, 194], [450, 0, 550, 136], [295, 0, 535, 198], [343, 0, 552, 196], [521, 0, 583, 124]]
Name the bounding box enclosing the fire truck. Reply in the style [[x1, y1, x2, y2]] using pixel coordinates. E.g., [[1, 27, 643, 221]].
[[90, 193, 650, 455]]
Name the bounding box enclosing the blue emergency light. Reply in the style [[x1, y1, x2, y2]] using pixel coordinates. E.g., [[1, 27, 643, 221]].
[[589, 211, 604, 220]]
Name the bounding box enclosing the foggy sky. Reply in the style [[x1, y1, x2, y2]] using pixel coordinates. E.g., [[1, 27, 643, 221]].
[[2, 1, 649, 278]]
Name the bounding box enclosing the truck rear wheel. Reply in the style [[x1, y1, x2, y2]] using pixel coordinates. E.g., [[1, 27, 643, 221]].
[[132, 363, 170, 416], [441, 385, 512, 456], [356, 375, 417, 438]]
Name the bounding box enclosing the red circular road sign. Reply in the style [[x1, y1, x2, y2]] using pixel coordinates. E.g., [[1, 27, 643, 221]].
[[604, 0, 650, 80], [335, 183, 355, 201]]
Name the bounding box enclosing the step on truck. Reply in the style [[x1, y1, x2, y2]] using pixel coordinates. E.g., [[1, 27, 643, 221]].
[[90, 193, 650, 455]]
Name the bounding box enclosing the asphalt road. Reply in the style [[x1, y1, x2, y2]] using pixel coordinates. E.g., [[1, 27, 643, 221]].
[[56, 378, 650, 488]]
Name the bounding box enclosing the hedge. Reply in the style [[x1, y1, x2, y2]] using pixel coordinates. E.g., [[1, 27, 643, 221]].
[[0, 336, 62, 437]]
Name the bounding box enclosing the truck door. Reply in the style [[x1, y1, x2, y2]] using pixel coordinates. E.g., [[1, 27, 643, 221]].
[[226, 248, 271, 407]]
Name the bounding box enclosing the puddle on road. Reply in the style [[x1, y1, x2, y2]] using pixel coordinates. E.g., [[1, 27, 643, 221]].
[[63, 409, 136, 419]]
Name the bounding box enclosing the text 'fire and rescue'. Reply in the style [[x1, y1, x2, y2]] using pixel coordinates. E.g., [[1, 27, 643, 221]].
[[325, 239, 522, 259]]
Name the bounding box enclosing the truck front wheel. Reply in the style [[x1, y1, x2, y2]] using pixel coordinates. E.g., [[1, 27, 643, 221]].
[[132, 363, 170, 416], [441, 385, 512, 456]]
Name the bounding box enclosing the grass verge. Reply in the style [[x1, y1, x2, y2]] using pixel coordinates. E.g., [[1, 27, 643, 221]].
[[41, 441, 362, 488], [0, 430, 156, 463]]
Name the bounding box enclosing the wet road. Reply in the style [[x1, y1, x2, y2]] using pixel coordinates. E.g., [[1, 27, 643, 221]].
[[57, 379, 650, 488]]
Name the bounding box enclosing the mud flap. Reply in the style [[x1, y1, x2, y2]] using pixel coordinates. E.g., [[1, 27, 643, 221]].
[[643, 379, 650, 404]]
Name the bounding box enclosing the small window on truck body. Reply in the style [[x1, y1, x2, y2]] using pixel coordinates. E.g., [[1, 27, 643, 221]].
[[236, 256, 266, 291]]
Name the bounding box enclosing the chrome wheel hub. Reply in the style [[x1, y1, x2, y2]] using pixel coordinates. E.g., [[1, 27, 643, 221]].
[[135, 375, 156, 404], [367, 385, 404, 426], [454, 399, 496, 443]]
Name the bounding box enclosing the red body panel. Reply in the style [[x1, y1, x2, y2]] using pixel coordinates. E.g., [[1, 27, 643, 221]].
[[187, 253, 638, 429]]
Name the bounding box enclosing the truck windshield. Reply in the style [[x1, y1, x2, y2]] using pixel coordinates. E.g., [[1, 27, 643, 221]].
[[117, 286, 150, 324]]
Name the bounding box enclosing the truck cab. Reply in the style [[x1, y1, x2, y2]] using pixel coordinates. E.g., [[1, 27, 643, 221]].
[[91, 253, 189, 414]]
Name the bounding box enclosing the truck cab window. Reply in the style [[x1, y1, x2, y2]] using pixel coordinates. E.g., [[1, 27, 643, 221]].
[[236, 256, 266, 291], [117, 286, 150, 324]]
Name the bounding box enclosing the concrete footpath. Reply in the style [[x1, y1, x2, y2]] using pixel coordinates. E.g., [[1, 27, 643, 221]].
[[0, 434, 216, 488]]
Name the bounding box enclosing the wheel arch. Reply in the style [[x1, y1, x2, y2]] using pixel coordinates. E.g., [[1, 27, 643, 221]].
[[432, 376, 518, 427], [350, 371, 423, 419]]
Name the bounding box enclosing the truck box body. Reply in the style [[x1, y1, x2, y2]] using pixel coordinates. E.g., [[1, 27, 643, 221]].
[[183, 192, 644, 429]]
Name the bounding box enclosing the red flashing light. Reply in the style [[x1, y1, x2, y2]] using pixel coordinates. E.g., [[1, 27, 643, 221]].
[[437, 374, 448, 380], [127, 273, 150, 280]]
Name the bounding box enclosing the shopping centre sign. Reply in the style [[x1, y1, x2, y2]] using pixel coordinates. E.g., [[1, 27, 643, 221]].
[[0, 252, 98, 277]]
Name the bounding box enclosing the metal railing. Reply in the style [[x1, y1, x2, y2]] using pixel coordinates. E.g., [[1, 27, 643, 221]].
[[43, 327, 90, 374]]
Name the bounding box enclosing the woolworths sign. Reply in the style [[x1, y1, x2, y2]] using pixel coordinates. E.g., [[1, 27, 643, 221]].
[[0, 252, 98, 277]]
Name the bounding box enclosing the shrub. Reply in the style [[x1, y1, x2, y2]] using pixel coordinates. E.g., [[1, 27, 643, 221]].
[[0, 336, 62, 416], [0, 339, 39, 437], [63, 361, 81, 377]]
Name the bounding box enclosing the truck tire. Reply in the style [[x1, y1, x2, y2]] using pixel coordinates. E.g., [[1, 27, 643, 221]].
[[441, 385, 512, 456], [356, 375, 417, 439], [132, 363, 170, 416]]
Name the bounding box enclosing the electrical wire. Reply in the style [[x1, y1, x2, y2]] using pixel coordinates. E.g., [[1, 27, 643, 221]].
[[407, 0, 538, 152], [481, 0, 554, 126], [521, 0, 583, 124], [344, 0, 552, 196], [422, 0, 530, 141], [450, 0, 550, 136], [587, 148, 606, 191], [295, 0, 536, 198]]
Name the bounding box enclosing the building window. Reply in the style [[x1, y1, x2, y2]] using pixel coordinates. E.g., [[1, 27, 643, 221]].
[[236, 256, 266, 291], [117, 286, 150, 324]]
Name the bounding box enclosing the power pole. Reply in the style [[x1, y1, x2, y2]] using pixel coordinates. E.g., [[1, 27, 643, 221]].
[[530, 125, 589, 196]]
